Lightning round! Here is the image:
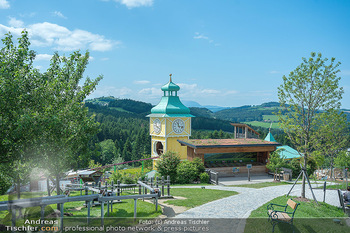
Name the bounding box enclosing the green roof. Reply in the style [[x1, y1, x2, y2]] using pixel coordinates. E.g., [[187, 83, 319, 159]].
[[161, 79, 180, 91], [264, 132, 276, 142], [277, 145, 303, 159], [147, 77, 194, 118]]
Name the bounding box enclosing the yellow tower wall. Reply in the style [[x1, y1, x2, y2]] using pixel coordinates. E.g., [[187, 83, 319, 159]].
[[167, 136, 188, 160]]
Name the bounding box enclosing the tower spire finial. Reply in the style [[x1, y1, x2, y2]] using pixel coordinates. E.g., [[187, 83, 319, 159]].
[[169, 73, 172, 82]]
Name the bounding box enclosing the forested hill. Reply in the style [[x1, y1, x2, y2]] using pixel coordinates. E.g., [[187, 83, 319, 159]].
[[84, 97, 295, 166]]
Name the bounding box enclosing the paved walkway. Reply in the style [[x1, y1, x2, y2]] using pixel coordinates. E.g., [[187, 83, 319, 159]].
[[174, 184, 342, 233]]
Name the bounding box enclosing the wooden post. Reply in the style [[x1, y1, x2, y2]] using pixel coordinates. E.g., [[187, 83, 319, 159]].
[[167, 176, 170, 196], [161, 176, 165, 197], [117, 180, 120, 197], [138, 178, 142, 195]]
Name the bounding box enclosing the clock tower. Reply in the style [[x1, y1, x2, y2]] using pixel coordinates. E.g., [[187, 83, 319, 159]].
[[147, 75, 194, 165]]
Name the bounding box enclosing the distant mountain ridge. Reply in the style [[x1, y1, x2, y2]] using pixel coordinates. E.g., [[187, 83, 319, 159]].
[[85, 97, 350, 127]]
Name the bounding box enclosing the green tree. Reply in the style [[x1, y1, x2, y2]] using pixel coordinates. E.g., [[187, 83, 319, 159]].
[[266, 149, 287, 181], [0, 31, 102, 203], [155, 151, 180, 184], [334, 150, 350, 169], [277, 52, 343, 197], [312, 109, 349, 179], [99, 139, 118, 165]]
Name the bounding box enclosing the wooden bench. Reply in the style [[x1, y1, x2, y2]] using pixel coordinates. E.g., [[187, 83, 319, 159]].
[[267, 199, 300, 232]]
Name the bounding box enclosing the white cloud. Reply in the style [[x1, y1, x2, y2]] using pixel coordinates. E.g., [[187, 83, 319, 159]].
[[193, 32, 209, 40], [52, 11, 67, 19], [36, 54, 52, 61], [139, 87, 161, 97], [0, 0, 10, 9], [114, 0, 153, 8], [0, 20, 120, 52], [8, 17, 24, 27], [134, 80, 150, 85], [193, 32, 218, 45]]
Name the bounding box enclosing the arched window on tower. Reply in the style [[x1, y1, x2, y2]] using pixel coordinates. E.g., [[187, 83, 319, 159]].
[[155, 141, 164, 155]]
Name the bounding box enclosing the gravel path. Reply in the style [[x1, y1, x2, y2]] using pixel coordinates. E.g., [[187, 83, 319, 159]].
[[173, 184, 342, 233]]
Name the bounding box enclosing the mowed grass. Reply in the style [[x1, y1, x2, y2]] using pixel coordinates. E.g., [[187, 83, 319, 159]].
[[227, 181, 290, 189], [262, 115, 279, 121], [245, 195, 349, 233], [244, 121, 280, 129], [164, 188, 238, 208]]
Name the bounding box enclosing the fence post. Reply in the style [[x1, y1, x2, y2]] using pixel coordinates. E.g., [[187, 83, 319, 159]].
[[150, 177, 153, 188], [161, 176, 165, 197], [138, 178, 142, 195], [167, 176, 170, 196], [134, 199, 137, 219], [156, 177, 159, 188], [87, 201, 91, 225], [117, 180, 120, 197], [111, 181, 114, 192]]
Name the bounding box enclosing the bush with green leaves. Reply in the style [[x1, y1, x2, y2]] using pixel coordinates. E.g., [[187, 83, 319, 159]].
[[200, 172, 210, 184], [192, 158, 205, 176], [176, 161, 198, 184], [156, 151, 180, 184]]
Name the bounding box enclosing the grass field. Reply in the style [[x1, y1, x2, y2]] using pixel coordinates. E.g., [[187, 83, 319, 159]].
[[245, 195, 349, 233], [244, 121, 280, 129], [262, 115, 279, 121]]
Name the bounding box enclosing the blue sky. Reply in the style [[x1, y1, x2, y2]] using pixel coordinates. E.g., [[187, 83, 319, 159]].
[[1, 0, 350, 108]]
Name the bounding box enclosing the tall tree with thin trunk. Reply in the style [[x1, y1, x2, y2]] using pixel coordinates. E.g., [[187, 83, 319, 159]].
[[277, 52, 343, 198]]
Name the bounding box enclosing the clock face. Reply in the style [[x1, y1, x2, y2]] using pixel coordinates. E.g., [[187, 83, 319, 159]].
[[172, 119, 185, 134], [153, 118, 161, 134]]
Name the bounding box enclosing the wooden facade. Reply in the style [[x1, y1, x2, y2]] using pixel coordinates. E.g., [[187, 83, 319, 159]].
[[178, 138, 281, 165]]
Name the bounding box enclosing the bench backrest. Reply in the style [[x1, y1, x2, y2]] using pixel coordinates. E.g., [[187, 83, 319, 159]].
[[287, 199, 298, 210]]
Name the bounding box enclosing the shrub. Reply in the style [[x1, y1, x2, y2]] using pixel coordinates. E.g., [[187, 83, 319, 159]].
[[176, 161, 198, 184], [200, 172, 210, 184], [156, 151, 180, 184], [192, 158, 205, 178]]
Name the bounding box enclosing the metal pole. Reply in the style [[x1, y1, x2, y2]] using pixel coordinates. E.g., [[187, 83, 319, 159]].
[[304, 169, 318, 204], [287, 170, 303, 196], [323, 182, 326, 203], [161, 176, 165, 197], [101, 201, 104, 226], [60, 203, 64, 232], [40, 205, 46, 229], [87, 201, 91, 225], [134, 199, 137, 219], [248, 168, 250, 181]]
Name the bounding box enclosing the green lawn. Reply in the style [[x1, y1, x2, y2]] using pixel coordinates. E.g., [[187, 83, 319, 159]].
[[244, 121, 280, 129], [227, 181, 290, 189], [262, 115, 279, 121], [245, 195, 349, 233], [171, 183, 213, 187], [164, 188, 238, 208]]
